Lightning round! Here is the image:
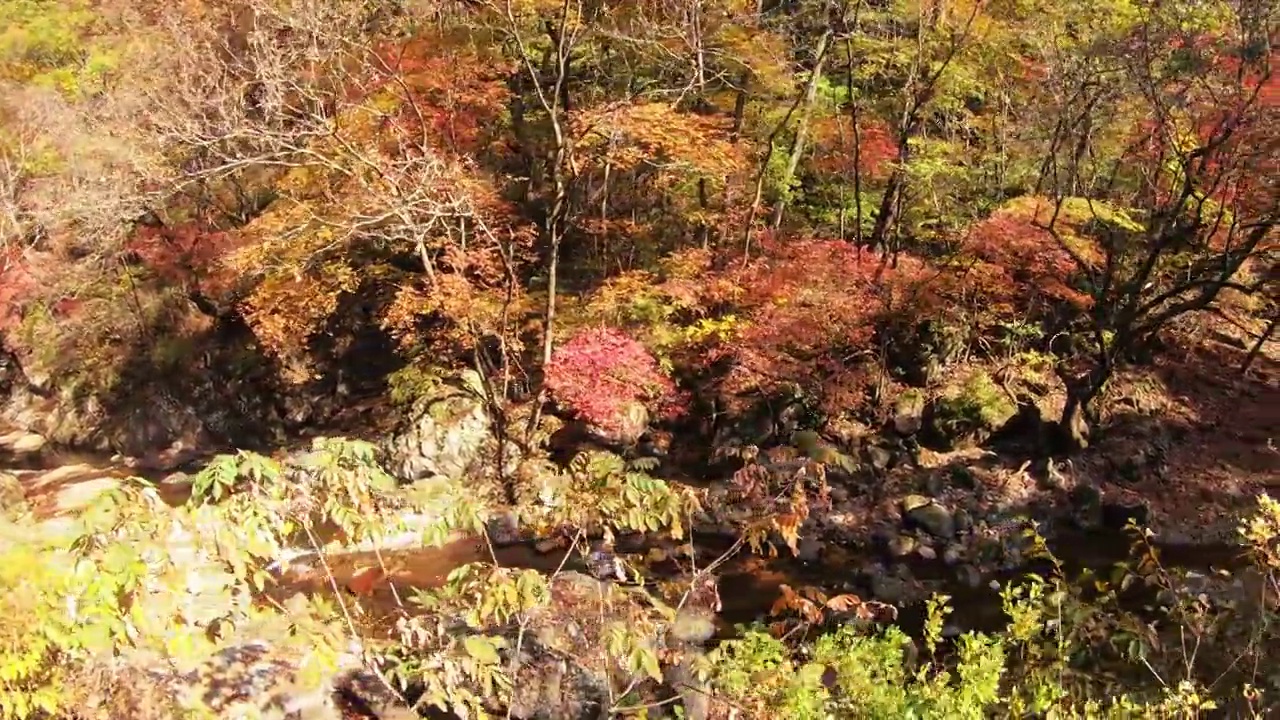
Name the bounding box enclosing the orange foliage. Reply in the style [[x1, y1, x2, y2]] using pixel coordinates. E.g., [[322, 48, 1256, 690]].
[[571, 102, 744, 178], [0, 248, 37, 332], [810, 116, 898, 181], [127, 223, 241, 297], [962, 197, 1100, 314], [240, 261, 360, 377], [372, 38, 512, 157], [699, 238, 948, 413]]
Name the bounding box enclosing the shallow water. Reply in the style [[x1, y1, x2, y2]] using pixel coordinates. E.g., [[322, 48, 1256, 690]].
[[263, 523, 1253, 646], [4, 443, 1256, 643]]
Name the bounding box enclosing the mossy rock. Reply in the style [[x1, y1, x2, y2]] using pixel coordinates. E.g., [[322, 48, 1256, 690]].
[[381, 370, 491, 482], [924, 371, 1017, 450], [900, 494, 932, 513], [0, 472, 27, 519]]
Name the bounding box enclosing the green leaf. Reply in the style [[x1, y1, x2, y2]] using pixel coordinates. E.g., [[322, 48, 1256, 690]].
[[464, 635, 502, 665], [636, 646, 662, 682]]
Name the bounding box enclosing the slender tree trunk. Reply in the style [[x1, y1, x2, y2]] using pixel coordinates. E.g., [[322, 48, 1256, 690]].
[[771, 31, 831, 229], [743, 32, 831, 259], [842, 28, 865, 247], [731, 83, 748, 140], [868, 161, 905, 250], [506, 0, 578, 442], [1241, 312, 1278, 376]]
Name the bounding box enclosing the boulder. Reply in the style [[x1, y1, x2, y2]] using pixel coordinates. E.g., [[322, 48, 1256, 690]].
[[900, 495, 956, 540], [942, 544, 964, 565], [0, 347, 17, 397], [0, 430, 45, 456], [892, 391, 926, 436], [862, 443, 895, 472], [499, 571, 660, 719], [381, 371, 491, 482], [923, 371, 1016, 450], [957, 564, 983, 589], [796, 537, 824, 563], [868, 567, 911, 605], [0, 471, 26, 517], [887, 534, 918, 558], [485, 510, 523, 546], [588, 399, 650, 446], [824, 415, 872, 449]]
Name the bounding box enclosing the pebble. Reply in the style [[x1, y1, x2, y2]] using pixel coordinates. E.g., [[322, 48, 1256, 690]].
[[888, 535, 917, 558], [941, 544, 962, 565]]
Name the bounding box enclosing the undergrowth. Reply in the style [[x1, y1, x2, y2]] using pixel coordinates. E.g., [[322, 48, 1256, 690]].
[[0, 440, 1275, 718]]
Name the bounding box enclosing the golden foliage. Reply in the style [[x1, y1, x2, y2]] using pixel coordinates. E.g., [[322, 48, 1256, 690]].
[[240, 261, 359, 377], [572, 102, 744, 178]]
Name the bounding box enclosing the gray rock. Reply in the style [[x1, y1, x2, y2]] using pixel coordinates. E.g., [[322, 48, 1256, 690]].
[[942, 544, 964, 565], [503, 571, 658, 719], [916, 545, 937, 561], [381, 371, 491, 482], [667, 651, 711, 720], [587, 400, 649, 446], [485, 510, 522, 546], [825, 416, 872, 448], [924, 472, 946, 496], [953, 509, 973, 534], [923, 372, 1017, 450], [864, 444, 894, 471], [0, 431, 45, 455], [97, 640, 415, 720], [957, 565, 983, 589], [797, 537, 824, 562], [1002, 545, 1024, 569], [870, 571, 909, 605], [901, 498, 955, 540], [534, 537, 563, 554]]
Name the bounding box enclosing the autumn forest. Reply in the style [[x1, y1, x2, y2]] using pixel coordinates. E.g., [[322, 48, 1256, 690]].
[[0, 0, 1277, 718]]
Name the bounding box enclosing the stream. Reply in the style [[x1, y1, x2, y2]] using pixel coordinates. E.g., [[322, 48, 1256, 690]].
[[1, 436, 1261, 645]]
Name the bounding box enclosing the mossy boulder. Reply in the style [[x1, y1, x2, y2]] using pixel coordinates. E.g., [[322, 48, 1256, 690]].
[[924, 371, 1017, 450], [381, 369, 491, 482], [892, 389, 926, 436]]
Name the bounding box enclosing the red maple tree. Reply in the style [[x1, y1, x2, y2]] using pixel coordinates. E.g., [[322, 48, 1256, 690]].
[[544, 327, 683, 435]]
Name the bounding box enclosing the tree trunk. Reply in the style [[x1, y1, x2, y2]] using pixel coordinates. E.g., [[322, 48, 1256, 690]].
[[1241, 312, 1278, 376], [771, 30, 831, 229], [1058, 389, 1092, 451], [1058, 367, 1108, 452]]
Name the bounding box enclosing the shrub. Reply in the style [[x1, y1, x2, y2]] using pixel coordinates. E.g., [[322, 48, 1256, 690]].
[[544, 327, 684, 435]]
